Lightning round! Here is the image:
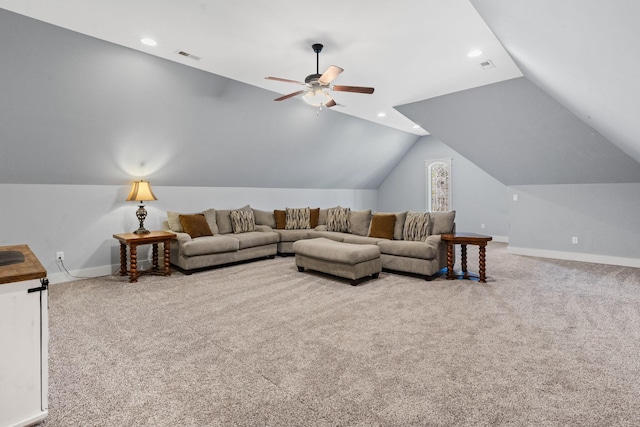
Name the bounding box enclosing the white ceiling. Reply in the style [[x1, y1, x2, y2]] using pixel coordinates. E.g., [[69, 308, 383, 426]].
[[0, 0, 522, 136]]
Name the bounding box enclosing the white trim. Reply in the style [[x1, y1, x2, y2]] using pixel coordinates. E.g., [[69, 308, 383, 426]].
[[491, 235, 509, 243], [47, 260, 154, 284], [507, 246, 640, 268]]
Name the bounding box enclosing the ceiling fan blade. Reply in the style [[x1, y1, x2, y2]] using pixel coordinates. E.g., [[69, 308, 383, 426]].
[[265, 76, 305, 85], [332, 85, 375, 94], [325, 99, 337, 108], [318, 65, 344, 85], [274, 90, 305, 101]]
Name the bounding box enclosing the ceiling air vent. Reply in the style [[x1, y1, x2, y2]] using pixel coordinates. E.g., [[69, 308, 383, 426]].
[[479, 60, 495, 69], [176, 50, 201, 61]]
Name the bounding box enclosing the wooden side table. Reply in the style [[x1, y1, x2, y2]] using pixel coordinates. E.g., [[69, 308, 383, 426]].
[[441, 232, 493, 283], [113, 231, 176, 283]]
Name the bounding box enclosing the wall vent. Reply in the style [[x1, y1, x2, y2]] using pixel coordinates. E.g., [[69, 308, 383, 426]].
[[176, 50, 201, 60], [480, 60, 495, 69]]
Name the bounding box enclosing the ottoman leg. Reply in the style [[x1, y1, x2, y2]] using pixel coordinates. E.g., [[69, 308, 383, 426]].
[[372, 273, 379, 279], [297, 266, 305, 272]]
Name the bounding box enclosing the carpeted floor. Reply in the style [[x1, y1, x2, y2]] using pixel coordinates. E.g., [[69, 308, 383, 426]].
[[42, 242, 640, 426]]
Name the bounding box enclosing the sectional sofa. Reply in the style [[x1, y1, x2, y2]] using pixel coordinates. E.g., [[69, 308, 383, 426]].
[[162, 205, 455, 280]]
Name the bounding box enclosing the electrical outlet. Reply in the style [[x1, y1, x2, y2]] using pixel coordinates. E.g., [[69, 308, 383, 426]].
[[512, 194, 519, 202], [56, 251, 64, 261], [571, 237, 578, 245], [481, 223, 485, 229]]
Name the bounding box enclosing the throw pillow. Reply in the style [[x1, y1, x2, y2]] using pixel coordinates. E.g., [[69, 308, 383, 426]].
[[216, 205, 250, 234], [429, 210, 456, 235], [179, 214, 213, 238], [326, 206, 350, 232], [230, 208, 256, 233], [202, 208, 218, 234], [285, 207, 311, 230], [349, 209, 372, 236], [310, 208, 320, 228], [403, 211, 431, 242], [368, 214, 396, 240], [274, 209, 286, 229], [168, 209, 217, 234]]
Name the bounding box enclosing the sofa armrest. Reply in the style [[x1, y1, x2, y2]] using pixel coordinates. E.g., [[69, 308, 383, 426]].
[[173, 232, 192, 245], [255, 225, 273, 232]]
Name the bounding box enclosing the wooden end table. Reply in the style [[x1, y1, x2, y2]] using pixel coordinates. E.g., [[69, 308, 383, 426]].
[[441, 232, 493, 283], [113, 231, 176, 283]]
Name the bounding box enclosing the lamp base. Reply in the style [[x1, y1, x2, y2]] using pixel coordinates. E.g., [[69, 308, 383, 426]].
[[134, 204, 151, 234], [133, 227, 151, 235]]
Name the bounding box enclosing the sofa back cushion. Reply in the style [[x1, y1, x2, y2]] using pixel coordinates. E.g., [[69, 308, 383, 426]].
[[403, 212, 431, 242], [285, 207, 311, 229], [179, 214, 214, 238], [253, 208, 276, 228], [430, 210, 456, 235], [368, 214, 396, 240], [326, 206, 350, 232], [230, 208, 256, 233], [349, 209, 372, 236], [216, 205, 250, 234]]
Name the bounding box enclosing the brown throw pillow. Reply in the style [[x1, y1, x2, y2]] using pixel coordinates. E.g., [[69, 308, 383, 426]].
[[274, 209, 286, 230], [310, 208, 320, 228], [179, 214, 213, 238], [368, 214, 396, 240]]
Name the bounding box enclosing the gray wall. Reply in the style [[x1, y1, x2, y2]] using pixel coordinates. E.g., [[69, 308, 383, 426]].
[[508, 183, 640, 266], [378, 136, 509, 239]]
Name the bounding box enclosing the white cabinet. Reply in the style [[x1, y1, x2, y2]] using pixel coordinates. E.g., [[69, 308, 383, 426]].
[[0, 246, 48, 427]]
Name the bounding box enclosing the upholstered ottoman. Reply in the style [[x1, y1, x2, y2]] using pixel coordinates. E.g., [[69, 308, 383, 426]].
[[293, 238, 382, 285]]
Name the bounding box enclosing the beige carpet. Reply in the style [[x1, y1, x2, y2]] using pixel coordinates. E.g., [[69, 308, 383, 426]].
[[42, 243, 640, 426]]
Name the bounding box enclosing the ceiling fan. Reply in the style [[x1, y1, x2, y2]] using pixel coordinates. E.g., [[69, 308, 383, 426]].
[[265, 43, 374, 109]]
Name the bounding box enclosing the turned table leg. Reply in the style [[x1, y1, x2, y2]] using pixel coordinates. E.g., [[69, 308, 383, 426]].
[[479, 244, 487, 283], [163, 241, 171, 276], [446, 243, 455, 279], [119, 243, 127, 276], [129, 244, 138, 283], [152, 243, 159, 271], [461, 244, 468, 278]]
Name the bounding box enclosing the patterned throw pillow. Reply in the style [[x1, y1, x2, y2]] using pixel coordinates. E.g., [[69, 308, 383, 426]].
[[403, 212, 431, 241], [326, 206, 351, 232], [179, 214, 213, 238], [230, 209, 256, 233], [285, 207, 311, 230]]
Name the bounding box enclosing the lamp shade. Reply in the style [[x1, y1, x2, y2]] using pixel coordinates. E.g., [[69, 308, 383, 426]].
[[126, 180, 157, 202], [302, 88, 332, 107]]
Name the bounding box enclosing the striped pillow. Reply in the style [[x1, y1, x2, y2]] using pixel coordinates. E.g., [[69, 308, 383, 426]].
[[327, 206, 351, 232], [285, 207, 311, 230], [403, 212, 431, 241], [230, 209, 256, 233]]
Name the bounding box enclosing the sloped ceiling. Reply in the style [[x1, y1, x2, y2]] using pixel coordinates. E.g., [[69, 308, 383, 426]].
[[0, 9, 417, 189]]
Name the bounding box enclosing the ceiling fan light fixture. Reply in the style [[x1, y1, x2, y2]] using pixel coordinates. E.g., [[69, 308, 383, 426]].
[[302, 88, 332, 107]]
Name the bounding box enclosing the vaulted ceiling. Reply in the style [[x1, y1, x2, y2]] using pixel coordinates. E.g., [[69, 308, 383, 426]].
[[1, 1, 639, 188]]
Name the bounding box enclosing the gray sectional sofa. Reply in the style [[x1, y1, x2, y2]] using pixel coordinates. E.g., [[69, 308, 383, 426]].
[[162, 206, 455, 280]]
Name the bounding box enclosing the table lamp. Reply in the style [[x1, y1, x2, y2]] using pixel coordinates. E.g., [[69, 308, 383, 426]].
[[126, 180, 157, 234]]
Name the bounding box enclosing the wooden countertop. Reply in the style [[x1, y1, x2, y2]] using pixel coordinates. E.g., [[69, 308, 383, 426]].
[[0, 244, 47, 285]]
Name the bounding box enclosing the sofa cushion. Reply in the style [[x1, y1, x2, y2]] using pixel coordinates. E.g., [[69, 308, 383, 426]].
[[318, 206, 337, 226], [276, 229, 314, 242], [253, 208, 276, 228], [168, 208, 217, 234], [230, 208, 256, 233], [430, 210, 456, 235], [403, 212, 431, 242], [342, 234, 384, 245], [285, 207, 311, 229], [368, 214, 396, 240], [310, 208, 320, 228], [377, 239, 438, 260], [181, 235, 239, 256], [232, 231, 280, 250], [274, 209, 286, 229], [349, 209, 372, 236], [216, 205, 250, 234], [179, 214, 214, 238], [375, 211, 407, 240], [327, 206, 350, 232]]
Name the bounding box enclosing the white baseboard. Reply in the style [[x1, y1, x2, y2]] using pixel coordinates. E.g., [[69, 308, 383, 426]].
[[507, 246, 640, 268], [491, 235, 508, 243], [47, 260, 154, 284]]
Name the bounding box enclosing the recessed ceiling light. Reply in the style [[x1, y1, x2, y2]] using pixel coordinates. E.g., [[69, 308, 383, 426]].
[[467, 49, 482, 58], [377, 112, 386, 118], [141, 38, 157, 46], [413, 125, 421, 129]]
